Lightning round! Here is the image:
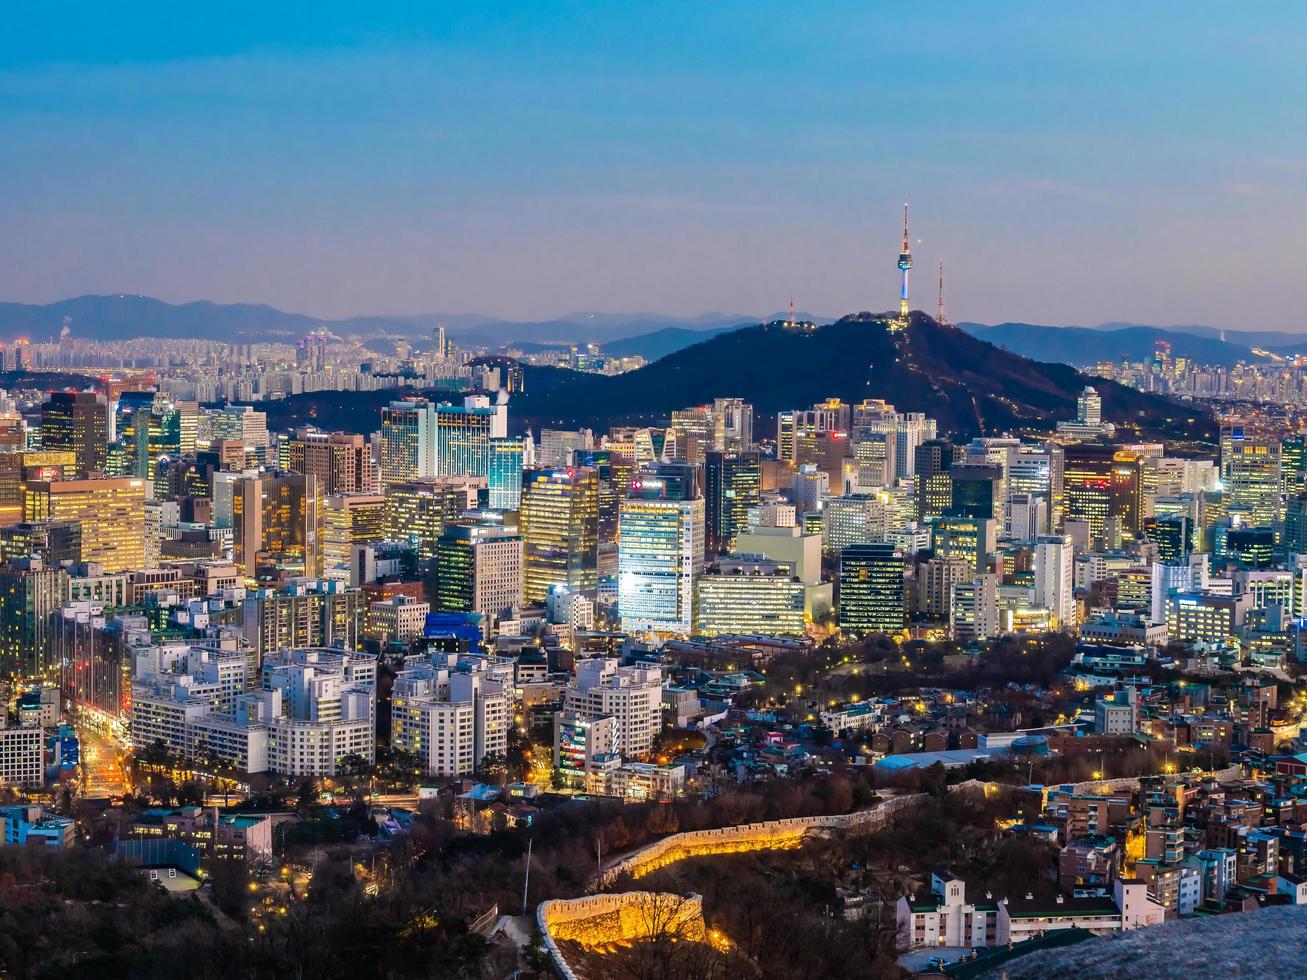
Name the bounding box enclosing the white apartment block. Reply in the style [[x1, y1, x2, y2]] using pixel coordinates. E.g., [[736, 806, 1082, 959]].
[[390, 654, 510, 778], [562, 659, 662, 759], [130, 645, 377, 777]]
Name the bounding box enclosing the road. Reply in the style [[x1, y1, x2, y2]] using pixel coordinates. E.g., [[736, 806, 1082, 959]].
[[76, 721, 130, 798]]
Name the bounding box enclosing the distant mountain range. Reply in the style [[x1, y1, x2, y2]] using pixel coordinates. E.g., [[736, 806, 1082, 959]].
[[508, 311, 1215, 442], [957, 320, 1307, 368], [0, 294, 829, 353]]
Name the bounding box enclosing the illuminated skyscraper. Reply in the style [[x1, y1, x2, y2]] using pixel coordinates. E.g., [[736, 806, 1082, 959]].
[[380, 400, 436, 487], [384, 479, 479, 560], [285, 430, 378, 494], [322, 493, 387, 578], [434, 522, 523, 626], [1224, 436, 1282, 527], [232, 471, 323, 579], [23, 477, 146, 572], [487, 437, 526, 511], [838, 543, 904, 634], [704, 449, 760, 556], [618, 464, 704, 635], [520, 468, 599, 603], [40, 391, 109, 478]]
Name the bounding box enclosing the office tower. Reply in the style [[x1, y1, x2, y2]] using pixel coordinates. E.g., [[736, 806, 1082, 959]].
[[0, 558, 69, 679], [1008, 443, 1062, 531], [823, 493, 889, 552], [1079, 386, 1102, 425], [776, 410, 798, 465], [539, 428, 594, 468], [1063, 445, 1133, 546], [520, 468, 599, 603], [391, 665, 509, 777], [433, 395, 504, 478], [210, 405, 269, 451], [562, 658, 662, 758], [40, 391, 109, 478], [434, 522, 524, 626], [791, 464, 830, 514], [931, 515, 997, 575], [383, 478, 479, 559], [618, 465, 704, 635], [487, 436, 526, 511], [1143, 515, 1190, 562], [380, 399, 437, 487], [1286, 493, 1307, 554], [914, 438, 954, 522], [917, 557, 971, 620], [1151, 555, 1209, 625], [704, 449, 761, 556], [284, 429, 378, 494], [950, 574, 1000, 641], [1282, 436, 1306, 499], [0, 521, 82, 566], [1033, 534, 1076, 629], [322, 494, 387, 577], [1224, 437, 1282, 527], [574, 448, 627, 545], [949, 463, 1002, 522], [712, 397, 754, 450], [232, 471, 323, 578], [1006, 493, 1048, 543], [852, 431, 896, 488], [23, 477, 146, 572], [695, 557, 807, 637], [895, 412, 936, 480], [794, 430, 850, 491], [241, 580, 365, 656], [838, 543, 905, 634]]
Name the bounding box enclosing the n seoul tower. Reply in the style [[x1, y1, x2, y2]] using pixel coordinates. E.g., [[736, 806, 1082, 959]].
[[895, 196, 913, 328]]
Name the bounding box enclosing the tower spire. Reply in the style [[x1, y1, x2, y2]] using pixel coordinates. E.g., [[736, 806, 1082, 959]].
[[895, 196, 913, 327], [788, 295, 797, 327]]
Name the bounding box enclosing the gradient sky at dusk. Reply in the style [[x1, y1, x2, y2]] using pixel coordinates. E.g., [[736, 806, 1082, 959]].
[[2, 3, 1306, 328]]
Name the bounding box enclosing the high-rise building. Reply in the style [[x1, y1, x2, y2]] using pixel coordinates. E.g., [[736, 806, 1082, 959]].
[[434, 522, 523, 627], [391, 660, 510, 777], [487, 436, 526, 511], [917, 557, 971, 620], [695, 557, 807, 636], [704, 449, 760, 557], [538, 429, 594, 468], [1033, 534, 1076, 629], [433, 395, 505, 478], [914, 439, 955, 522], [0, 521, 82, 567], [233, 471, 323, 578], [380, 400, 437, 487], [23, 477, 146, 572], [383, 478, 480, 559], [949, 464, 1003, 522], [1224, 437, 1282, 527], [241, 580, 365, 656], [40, 391, 109, 478], [1282, 436, 1306, 500], [562, 658, 662, 758], [0, 557, 69, 679], [210, 405, 269, 451], [520, 468, 599, 603], [823, 492, 889, 552], [931, 516, 997, 575], [838, 543, 904, 635], [1063, 445, 1142, 546], [321, 494, 387, 578], [951, 574, 1000, 641], [284, 430, 378, 494], [618, 465, 704, 635]]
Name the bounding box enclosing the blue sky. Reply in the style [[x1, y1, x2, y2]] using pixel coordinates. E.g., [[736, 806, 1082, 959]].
[[2, 2, 1305, 328]]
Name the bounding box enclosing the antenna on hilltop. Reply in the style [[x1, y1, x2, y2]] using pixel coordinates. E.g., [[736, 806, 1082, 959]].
[[788, 296, 797, 326], [937, 259, 948, 326]]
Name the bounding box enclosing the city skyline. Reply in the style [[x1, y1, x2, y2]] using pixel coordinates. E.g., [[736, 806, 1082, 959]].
[[3, 4, 1307, 330]]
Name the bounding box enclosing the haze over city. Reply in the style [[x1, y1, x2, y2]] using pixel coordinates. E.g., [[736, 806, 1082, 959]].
[[3, 3, 1307, 328]]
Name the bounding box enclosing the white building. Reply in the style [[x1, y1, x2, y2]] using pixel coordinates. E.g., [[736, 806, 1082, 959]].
[[618, 495, 704, 635], [390, 654, 510, 777], [0, 722, 44, 786], [1033, 534, 1076, 629], [563, 659, 662, 759]]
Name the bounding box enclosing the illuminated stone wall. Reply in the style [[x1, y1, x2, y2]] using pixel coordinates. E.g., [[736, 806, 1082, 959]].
[[596, 794, 922, 888], [537, 891, 710, 980]]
